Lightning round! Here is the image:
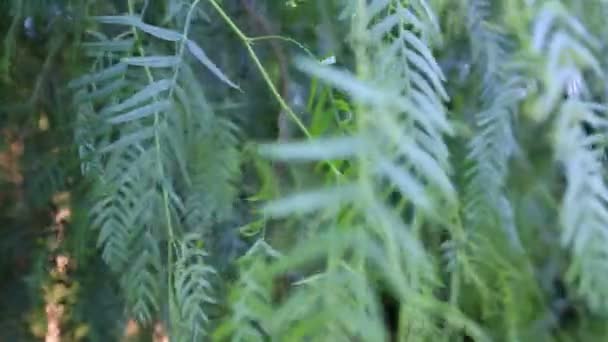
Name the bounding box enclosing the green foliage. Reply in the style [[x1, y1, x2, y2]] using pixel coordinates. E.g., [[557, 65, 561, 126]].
[[4, 0, 608, 340], [70, 0, 240, 335], [173, 234, 217, 339], [528, 1, 608, 315]]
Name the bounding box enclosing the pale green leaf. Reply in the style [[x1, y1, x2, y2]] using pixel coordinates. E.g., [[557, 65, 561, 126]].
[[102, 79, 173, 115], [376, 158, 432, 212], [100, 127, 155, 153], [68, 63, 127, 89], [186, 40, 240, 90], [406, 50, 449, 100], [263, 185, 359, 218], [75, 79, 128, 103], [295, 58, 390, 107], [95, 15, 183, 41], [402, 31, 445, 80], [107, 100, 172, 124], [367, 0, 391, 21], [259, 136, 362, 162], [122, 56, 180, 68]]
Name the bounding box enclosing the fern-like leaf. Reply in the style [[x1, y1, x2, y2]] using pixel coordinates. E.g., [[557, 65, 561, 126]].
[[73, 3, 240, 330], [243, 1, 487, 339], [530, 1, 608, 314], [173, 234, 217, 340]]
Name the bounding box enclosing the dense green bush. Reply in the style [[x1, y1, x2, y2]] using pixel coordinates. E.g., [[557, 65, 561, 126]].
[[2, 0, 608, 340]]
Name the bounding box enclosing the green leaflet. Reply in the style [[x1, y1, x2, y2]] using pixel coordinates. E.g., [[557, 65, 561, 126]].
[[367, 0, 391, 20], [95, 15, 183, 41], [68, 63, 127, 89], [75, 78, 129, 103], [295, 58, 393, 108], [263, 185, 359, 218], [173, 236, 217, 339], [186, 39, 241, 90], [99, 127, 155, 153], [101, 79, 173, 115], [258, 136, 363, 162], [401, 30, 445, 79], [376, 158, 434, 212], [122, 56, 181, 68], [107, 100, 172, 124]]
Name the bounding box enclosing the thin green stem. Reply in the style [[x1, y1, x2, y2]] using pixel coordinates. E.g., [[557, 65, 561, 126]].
[[207, 5, 307, 135], [207, 0, 343, 178], [243, 42, 309, 136], [248, 35, 316, 58], [126, 0, 176, 244], [168, 1, 200, 96]]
